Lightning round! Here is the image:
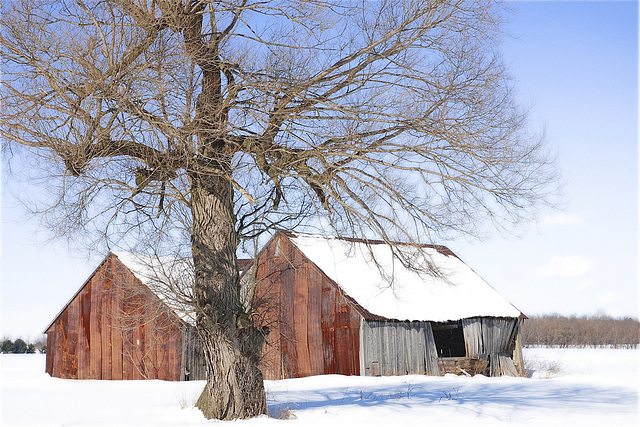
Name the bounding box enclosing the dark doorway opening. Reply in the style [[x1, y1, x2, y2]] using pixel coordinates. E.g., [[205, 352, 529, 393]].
[[431, 321, 466, 357]]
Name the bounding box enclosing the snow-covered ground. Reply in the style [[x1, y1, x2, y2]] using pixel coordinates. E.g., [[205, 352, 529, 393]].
[[1, 348, 638, 426]]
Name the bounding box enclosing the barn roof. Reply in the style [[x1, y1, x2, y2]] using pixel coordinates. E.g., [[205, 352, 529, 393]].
[[285, 232, 523, 322]]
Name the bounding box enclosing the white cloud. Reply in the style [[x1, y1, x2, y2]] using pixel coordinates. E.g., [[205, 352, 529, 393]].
[[537, 256, 595, 278], [536, 212, 587, 228]]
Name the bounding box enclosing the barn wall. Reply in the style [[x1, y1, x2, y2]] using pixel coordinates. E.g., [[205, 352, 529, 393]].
[[45, 254, 184, 380], [360, 320, 440, 376], [253, 233, 361, 379], [252, 237, 284, 380]]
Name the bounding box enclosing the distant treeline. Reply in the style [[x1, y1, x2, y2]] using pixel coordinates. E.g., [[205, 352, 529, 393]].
[[1, 337, 46, 354], [521, 314, 640, 348]]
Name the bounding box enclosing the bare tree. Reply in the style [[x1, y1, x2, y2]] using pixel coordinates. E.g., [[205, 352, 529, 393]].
[[521, 314, 640, 348], [1, 0, 555, 420]]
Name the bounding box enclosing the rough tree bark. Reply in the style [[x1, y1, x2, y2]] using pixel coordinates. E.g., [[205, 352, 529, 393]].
[[190, 175, 266, 418]]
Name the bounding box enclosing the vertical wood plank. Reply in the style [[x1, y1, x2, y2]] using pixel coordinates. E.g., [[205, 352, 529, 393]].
[[279, 238, 297, 379], [165, 322, 174, 381], [321, 282, 337, 374], [140, 323, 148, 379], [156, 315, 165, 380], [101, 258, 113, 380], [120, 268, 134, 380], [514, 320, 524, 376], [164, 318, 174, 380], [346, 305, 360, 376], [110, 268, 123, 380], [306, 266, 323, 375], [360, 320, 369, 375], [255, 247, 282, 380], [78, 285, 92, 379], [152, 316, 160, 380], [171, 322, 182, 380], [52, 319, 64, 378], [132, 320, 143, 380], [58, 310, 70, 377], [67, 296, 79, 379], [424, 322, 440, 375], [89, 271, 102, 379], [293, 258, 311, 377], [335, 300, 350, 375], [122, 328, 133, 380], [45, 329, 54, 376]]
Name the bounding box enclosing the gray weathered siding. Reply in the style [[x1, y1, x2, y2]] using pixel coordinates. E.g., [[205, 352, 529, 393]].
[[461, 317, 521, 376], [180, 326, 207, 381], [360, 320, 440, 376]]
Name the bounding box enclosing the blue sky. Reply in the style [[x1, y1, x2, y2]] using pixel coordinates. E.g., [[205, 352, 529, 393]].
[[1, 1, 638, 339], [447, 1, 638, 319]]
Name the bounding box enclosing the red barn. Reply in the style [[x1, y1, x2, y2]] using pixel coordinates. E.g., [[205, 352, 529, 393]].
[[44, 252, 205, 381], [248, 231, 526, 379]]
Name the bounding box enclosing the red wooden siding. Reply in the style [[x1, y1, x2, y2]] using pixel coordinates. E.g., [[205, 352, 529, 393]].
[[45, 254, 183, 380], [253, 233, 361, 380]]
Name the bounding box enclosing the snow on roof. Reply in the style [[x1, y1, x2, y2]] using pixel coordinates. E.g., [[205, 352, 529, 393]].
[[113, 252, 196, 325], [287, 233, 522, 322]]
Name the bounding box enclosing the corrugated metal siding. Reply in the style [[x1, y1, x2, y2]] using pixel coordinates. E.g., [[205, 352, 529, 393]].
[[360, 320, 439, 376]]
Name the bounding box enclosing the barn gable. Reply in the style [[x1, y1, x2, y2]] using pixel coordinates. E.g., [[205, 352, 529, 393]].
[[111, 252, 196, 325], [44, 253, 203, 381], [247, 231, 525, 379], [250, 232, 362, 379]]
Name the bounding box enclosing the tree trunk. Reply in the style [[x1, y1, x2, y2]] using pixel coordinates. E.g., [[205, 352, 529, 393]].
[[190, 172, 267, 420]]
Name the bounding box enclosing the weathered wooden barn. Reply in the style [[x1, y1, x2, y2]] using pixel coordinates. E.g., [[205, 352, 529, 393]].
[[44, 252, 206, 381], [46, 232, 524, 381], [247, 231, 526, 379]]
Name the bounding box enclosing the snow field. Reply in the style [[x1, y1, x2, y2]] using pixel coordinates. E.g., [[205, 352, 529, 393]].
[[1, 348, 638, 426]]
